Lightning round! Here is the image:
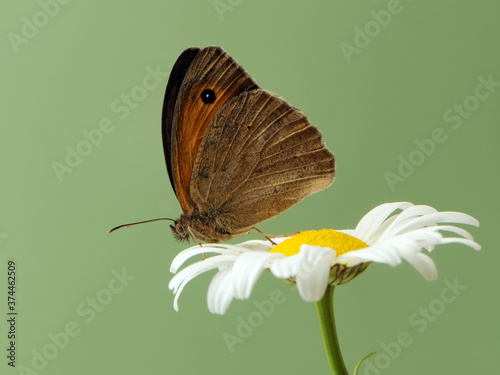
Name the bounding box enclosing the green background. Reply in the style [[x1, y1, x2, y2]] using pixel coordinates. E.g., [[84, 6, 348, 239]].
[[1, 1, 498, 374]]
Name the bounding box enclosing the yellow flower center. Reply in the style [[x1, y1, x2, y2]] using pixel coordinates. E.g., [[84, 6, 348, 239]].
[[270, 229, 368, 257]]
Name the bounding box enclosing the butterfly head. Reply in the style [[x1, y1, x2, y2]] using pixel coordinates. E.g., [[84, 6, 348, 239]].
[[170, 215, 191, 242]]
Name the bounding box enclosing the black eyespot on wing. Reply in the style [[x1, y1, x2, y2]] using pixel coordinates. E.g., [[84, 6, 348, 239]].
[[201, 89, 216, 104]]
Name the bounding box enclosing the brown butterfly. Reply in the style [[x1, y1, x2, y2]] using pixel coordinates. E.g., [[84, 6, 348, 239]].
[[112, 46, 335, 243]]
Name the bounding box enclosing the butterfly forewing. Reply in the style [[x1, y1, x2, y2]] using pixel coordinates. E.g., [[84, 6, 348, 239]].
[[168, 46, 258, 216], [190, 89, 335, 234], [162, 47, 200, 197]]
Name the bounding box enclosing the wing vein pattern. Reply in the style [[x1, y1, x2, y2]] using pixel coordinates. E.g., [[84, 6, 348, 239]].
[[190, 89, 334, 233]]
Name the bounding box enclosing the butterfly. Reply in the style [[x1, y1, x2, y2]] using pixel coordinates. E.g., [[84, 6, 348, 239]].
[[112, 46, 335, 243]]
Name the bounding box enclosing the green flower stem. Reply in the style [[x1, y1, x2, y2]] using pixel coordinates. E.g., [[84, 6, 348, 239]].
[[315, 285, 349, 375]]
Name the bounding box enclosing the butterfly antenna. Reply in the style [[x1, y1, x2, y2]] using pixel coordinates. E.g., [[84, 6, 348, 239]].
[[109, 218, 175, 233]]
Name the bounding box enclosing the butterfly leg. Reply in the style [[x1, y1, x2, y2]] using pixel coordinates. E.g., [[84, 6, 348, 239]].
[[251, 227, 277, 245], [187, 226, 206, 259]]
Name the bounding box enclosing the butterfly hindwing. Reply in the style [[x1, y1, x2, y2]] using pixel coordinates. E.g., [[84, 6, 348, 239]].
[[189, 89, 335, 234]]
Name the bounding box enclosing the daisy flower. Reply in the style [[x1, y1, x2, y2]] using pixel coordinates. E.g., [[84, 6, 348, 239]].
[[169, 202, 480, 315], [169, 201, 479, 375]]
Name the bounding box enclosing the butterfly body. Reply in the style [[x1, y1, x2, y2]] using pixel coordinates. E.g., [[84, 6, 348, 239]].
[[171, 209, 239, 243], [163, 46, 335, 243]]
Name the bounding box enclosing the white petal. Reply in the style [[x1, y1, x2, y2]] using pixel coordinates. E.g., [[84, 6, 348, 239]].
[[169, 255, 236, 311], [337, 229, 439, 267], [235, 240, 276, 251], [374, 205, 438, 243], [426, 225, 475, 240], [170, 244, 244, 273], [401, 252, 438, 280], [387, 212, 479, 238], [353, 202, 413, 243], [169, 254, 235, 292], [231, 252, 283, 300], [295, 245, 336, 302], [207, 268, 235, 315], [367, 215, 398, 244], [396, 228, 444, 247], [439, 237, 481, 251], [269, 255, 301, 279], [336, 242, 401, 266]]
